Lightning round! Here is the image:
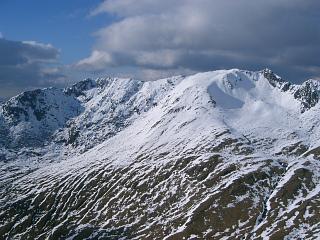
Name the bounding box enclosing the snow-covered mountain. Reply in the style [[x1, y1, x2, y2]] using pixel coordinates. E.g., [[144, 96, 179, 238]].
[[0, 69, 319, 239]]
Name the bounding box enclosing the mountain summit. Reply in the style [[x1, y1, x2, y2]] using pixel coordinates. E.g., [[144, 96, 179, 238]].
[[0, 69, 319, 239]]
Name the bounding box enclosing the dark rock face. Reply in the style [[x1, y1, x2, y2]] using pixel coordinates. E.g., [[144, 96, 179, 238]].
[[0, 88, 83, 148], [262, 68, 293, 93], [294, 80, 320, 111], [3, 89, 53, 123], [2, 89, 45, 123], [64, 78, 97, 97], [263, 68, 320, 111], [262, 69, 286, 88]]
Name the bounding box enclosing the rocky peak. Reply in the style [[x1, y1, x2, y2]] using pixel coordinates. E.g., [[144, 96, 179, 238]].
[[262, 68, 292, 92], [0, 88, 83, 148], [294, 79, 320, 111], [64, 78, 97, 97], [2, 88, 53, 123], [261, 69, 320, 111]]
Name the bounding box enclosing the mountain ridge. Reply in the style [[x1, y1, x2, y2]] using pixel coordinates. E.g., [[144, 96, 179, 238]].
[[0, 68, 319, 239], [0, 68, 317, 149]]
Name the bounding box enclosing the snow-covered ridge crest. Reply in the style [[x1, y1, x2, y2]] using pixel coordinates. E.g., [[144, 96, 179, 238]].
[[0, 68, 319, 152]]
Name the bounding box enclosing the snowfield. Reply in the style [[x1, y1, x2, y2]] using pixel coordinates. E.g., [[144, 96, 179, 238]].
[[0, 69, 319, 239]]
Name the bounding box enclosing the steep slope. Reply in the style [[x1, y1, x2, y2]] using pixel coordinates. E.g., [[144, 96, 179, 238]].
[[0, 69, 319, 239], [0, 88, 82, 148]]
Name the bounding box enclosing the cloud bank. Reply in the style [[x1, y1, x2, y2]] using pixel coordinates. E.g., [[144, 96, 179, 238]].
[[77, 0, 320, 81], [0, 38, 67, 98]]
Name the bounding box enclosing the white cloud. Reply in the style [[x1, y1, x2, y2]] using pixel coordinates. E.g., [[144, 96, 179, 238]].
[[75, 50, 113, 71], [89, 0, 181, 17], [79, 0, 320, 81]]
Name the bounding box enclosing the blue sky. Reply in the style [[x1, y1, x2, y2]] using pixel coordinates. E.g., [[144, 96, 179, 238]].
[[0, 0, 113, 63], [0, 0, 319, 98]]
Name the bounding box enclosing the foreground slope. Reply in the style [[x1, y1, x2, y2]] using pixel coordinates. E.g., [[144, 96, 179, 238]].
[[0, 69, 319, 239]]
